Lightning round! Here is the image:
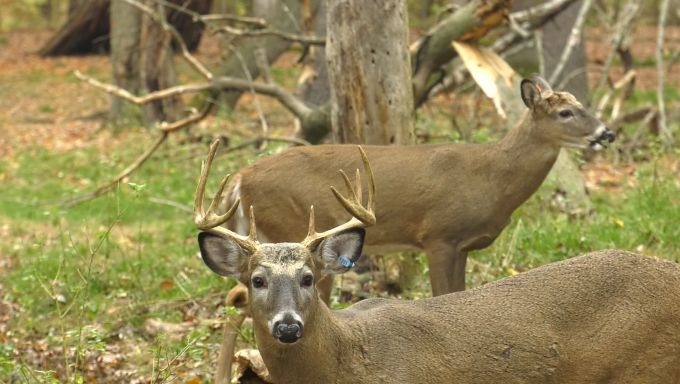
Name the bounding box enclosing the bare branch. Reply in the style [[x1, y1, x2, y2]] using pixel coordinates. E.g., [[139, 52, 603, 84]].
[[74, 70, 212, 105], [212, 77, 315, 120], [74, 69, 315, 122], [119, 0, 213, 79], [199, 14, 267, 26], [548, 0, 593, 84], [512, 0, 577, 24], [216, 25, 325, 45], [593, 0, 640, 93], [656, 0, 673, 146], [59, 133, 169, 208], [151, 0, 323, 45], [159, 103, 214, 132], [59, 101, 214, 207]]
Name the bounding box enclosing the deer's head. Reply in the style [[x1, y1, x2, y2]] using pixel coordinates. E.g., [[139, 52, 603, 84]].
[[520, 76, 615, 150], [195, 141, 375, 344]]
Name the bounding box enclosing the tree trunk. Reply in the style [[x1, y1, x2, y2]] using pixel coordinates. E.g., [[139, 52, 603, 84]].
[[217, 0, 303, 109], [296, 0, 331, 143], [39, 0, 211, 56], [110, 0, 142, 123], [326, 0, 415, 145], [139, 1, 180, 123]]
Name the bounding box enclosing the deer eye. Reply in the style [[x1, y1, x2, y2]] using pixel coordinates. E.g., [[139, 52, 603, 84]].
[[251, 276, 266, 289], [301, 274, 314, 287], [558, 110, 574, 119]]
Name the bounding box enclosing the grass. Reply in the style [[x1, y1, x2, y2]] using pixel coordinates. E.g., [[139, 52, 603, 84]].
[[2, 117, 679, 382], [2, 102, 680, 381]]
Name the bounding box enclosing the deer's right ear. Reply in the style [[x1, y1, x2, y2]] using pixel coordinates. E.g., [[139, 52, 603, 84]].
[[317, 228, 366, 275], [198, 232, 250, 279], [520, 79, 542, 110]]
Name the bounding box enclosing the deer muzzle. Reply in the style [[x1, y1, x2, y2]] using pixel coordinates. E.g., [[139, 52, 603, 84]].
[[589, 125, 616, 149], [272, 315, 304, 344]]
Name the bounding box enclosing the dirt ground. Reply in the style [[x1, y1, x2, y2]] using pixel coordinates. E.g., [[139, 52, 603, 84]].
[[1, 26, 680, 158]]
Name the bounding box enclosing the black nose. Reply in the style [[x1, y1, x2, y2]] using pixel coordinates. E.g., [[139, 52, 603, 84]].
[[273, 320, 303, 343], [601, 128, 616, 143]]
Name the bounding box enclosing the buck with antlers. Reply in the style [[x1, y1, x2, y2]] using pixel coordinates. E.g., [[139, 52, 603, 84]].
[[222, 76, 616, 296], [195, 141, 680, 384]]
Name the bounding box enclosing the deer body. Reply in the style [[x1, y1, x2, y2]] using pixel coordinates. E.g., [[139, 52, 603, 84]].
[[195, 142, 677, 384], [215, 248, 680, 384], [227, 78, 615, 295]]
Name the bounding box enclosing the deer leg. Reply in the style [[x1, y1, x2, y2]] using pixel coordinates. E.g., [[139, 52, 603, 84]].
[[316, 274, 334, 304], [425, 243, 467, 296]]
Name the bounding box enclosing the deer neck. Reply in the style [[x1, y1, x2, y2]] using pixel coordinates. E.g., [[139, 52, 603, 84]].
[[494, 113, 561, 205], [254, 299, 358, 383]]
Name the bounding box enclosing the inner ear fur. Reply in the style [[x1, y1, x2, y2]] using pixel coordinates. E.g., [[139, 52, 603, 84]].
[[317, 228, 366, 275], [197, 232, 251, 281], [520, 79, 542, 110]]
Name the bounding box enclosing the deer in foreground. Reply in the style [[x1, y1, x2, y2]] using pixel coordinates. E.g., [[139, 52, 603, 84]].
[[196, 141, 680, 384], [222, 76, 616, 296]]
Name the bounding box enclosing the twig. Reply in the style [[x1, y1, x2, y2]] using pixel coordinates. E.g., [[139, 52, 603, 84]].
[[534, 30, 545, 76], [59, 133, 169, 208], [58, 102, 213, 207], [148, 197, 192, 213], [216, 25, 325, 45], [595, 69, 636, 119], [548, 0, 593, 84], [120, 0, 213, 79], [199, 14, 267, 26], [656, 0, 673, 147], [511, 0, 577, 24], [593, 0, 640, 93], [151, 0, 323, 45], [75, 69, 315, 121], [159, 103, 213, 132], [229, 44, 270, 147], [74, 70, 212, 104], [152, 0, 267, 27]]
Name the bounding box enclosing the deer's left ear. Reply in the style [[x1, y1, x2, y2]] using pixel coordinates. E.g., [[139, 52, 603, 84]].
[[316, 228, 365, 275], [520, 79, 542, 109]]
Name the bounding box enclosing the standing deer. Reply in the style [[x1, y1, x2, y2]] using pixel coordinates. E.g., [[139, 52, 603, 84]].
[[196, 141, 680, 384], [223, 76, 616, 296]]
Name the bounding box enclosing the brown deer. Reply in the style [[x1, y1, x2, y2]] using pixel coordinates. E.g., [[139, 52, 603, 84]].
[[196, 141, 680, 384], [223, 76, 615, 296]]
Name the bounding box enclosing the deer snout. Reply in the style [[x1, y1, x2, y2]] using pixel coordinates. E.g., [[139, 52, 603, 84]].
[[589, 125, 616, 149], [272, 314, 304, 344]]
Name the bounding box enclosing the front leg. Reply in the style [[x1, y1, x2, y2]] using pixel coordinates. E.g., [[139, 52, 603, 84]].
[[424, 242, 467, 296]]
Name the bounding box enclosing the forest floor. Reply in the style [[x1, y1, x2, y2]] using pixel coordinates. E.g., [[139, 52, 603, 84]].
[[1, 26, 679, 383]]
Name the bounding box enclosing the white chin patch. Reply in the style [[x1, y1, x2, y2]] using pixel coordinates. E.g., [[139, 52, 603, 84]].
[[591, 142, 604, 151]]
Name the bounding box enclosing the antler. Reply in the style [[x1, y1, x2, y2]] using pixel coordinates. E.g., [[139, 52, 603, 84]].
[[194, 140, 259, 253], [301, 146, 376, 248]]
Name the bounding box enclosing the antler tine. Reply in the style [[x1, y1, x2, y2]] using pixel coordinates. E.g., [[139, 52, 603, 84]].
[[301, 146, 376, 248], [306, 205, 316, 239], [194, 140, 259, 253]]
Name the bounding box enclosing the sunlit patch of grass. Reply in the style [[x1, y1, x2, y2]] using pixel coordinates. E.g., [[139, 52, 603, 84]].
[[470, 154, 680, 289], [0, 130, 251, 380]]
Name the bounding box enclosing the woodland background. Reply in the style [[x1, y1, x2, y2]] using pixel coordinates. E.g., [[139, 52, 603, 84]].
[[0, 0, 679, 382]]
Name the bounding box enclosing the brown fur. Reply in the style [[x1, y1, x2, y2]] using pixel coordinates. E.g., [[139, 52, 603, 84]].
[[226, 85, 611, 296], [251, 250, 680, 384]]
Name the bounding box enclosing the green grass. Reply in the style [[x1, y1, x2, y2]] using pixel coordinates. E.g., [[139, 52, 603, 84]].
[[471, 153, 680, 287], [2, 55, 680, 380], [0, 134, 247, 382]]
